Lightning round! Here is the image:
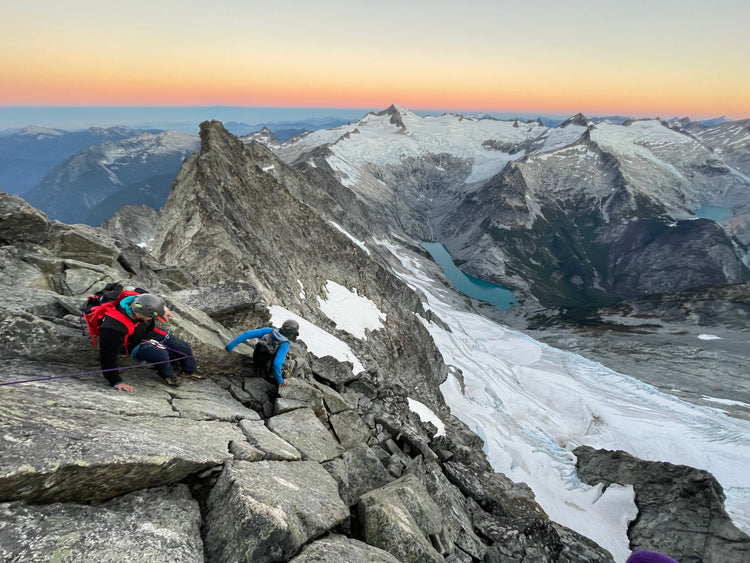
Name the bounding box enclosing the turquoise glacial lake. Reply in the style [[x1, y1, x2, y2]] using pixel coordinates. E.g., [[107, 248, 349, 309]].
[[422, 243, 517, 310], [694, 205, 733, 222]]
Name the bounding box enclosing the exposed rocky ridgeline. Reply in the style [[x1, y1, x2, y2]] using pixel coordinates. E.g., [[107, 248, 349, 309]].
[[1, 119, 748, 562], [151, 121, 447, 404]]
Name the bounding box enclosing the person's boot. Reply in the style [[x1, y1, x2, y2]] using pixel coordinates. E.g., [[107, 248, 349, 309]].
[[180, 369, 205, 381], [162, 375, 181, 387]]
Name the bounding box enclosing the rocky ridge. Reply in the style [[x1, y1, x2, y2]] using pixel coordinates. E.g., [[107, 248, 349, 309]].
[[576, 446, 750, 563], [0, 187, 608, 562], [1, 121, 748, 562]]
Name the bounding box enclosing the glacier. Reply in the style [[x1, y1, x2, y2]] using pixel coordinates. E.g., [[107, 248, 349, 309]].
[[284, 230, 750, 563]]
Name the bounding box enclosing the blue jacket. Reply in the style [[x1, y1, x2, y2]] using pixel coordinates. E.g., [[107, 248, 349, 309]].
[[226, 327, 290, 384]]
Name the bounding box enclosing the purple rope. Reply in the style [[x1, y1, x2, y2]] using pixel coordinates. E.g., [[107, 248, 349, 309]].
[[0, 344, 194, 387]]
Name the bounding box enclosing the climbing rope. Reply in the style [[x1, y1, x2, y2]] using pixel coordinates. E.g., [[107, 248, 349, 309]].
[[0, 345, 236, 387]]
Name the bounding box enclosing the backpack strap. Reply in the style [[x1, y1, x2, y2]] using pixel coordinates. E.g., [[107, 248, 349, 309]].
[[104, 307, 138, 355]]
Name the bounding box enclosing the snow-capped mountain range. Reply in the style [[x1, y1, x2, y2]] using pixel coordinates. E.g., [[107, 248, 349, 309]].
[[12, 104, 750, 308], [266, 105, 747, 216], [273, 106, 585, 186], [0, 125, 153, 196], [249, 105, 750, 308]]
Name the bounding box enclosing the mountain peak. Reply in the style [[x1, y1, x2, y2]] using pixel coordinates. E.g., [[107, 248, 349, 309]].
[[15, 125, 66, 138], [374, 104, 417, 130], [258, 126, 281, 143], [383, 103, 407, 115], [198, 120, 247, 156], [560, 113, 592, 128]]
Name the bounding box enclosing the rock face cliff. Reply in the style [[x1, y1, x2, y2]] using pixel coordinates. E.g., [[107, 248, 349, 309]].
[[151, 121, 446, 404], [441, 134, 747, 306], [1, 121, 748, 562], [576, 446, 750, 563]]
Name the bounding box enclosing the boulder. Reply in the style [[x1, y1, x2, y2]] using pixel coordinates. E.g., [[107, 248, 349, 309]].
[[277, 378, 326, 418], [358, 473, 446, 563], [312, 379, 355, 414], [323, 442, 393, 507], [242, 376, 277, 416], [0, 191, 52, 245], [0, 375, 246, 504], [172, 280, 271, 331], [170, 377, 262, 422], [56, 228, 121, 268], [203, 460, 348, 563], [288, 534, 401, 563], [310, 354, 358, 386], [266, 407, 343, 462], [329, 409, 372, 449], [238, 419, 301, 461], [0, 485, 203, 562]]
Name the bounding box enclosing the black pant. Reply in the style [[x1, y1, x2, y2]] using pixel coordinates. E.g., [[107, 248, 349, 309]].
[[131, 334, 195, 378]]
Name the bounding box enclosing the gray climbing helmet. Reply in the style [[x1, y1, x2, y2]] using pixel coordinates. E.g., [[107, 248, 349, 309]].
[[279, 319, 299, 341], [131, 293, 166, 318]]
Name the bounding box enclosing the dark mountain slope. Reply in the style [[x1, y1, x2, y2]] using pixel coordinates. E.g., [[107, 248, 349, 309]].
[[23, 131, 198, 224], [151, 121, 447, 402]]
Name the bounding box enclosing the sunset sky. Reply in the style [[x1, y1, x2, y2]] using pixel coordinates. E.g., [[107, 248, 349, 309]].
[[1, 0, 748, 120]]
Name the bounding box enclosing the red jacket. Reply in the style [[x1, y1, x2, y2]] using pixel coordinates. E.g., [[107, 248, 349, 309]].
[[98, 303, 167, 386]]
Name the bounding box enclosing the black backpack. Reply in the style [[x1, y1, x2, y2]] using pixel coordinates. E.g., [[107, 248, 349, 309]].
[[252, 331, 284, 377], [83, 282, 126, 313]]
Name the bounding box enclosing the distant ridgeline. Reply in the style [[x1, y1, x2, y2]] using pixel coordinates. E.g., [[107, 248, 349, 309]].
[[7, 105, 750, 310]]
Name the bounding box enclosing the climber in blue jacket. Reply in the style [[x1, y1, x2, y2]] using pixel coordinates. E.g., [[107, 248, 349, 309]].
[[225, 319, 300, 386]]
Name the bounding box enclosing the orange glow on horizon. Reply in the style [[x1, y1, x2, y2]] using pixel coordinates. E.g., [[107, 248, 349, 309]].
[[2, 54, 746, 120], [2, 73, 747, 120], [1, 2, 748, 121], [3, 75, 745, 121]]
